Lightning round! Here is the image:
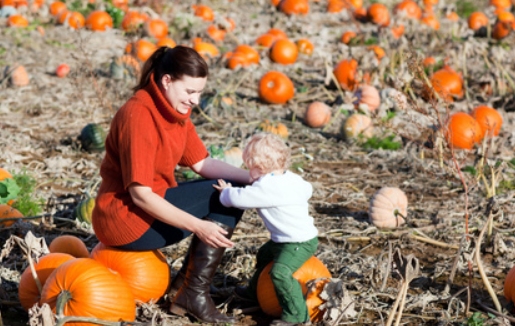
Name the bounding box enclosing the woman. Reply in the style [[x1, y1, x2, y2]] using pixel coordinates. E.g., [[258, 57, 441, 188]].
[[92, 45, 250, 324]]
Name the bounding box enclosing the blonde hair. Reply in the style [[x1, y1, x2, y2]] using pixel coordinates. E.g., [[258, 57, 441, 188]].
[[242, 133, 291, 174]]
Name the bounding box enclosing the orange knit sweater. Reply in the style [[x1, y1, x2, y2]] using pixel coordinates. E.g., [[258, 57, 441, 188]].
[[92, 76, 208, 246]]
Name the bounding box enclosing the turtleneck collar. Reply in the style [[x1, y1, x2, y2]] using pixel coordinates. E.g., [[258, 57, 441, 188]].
[[144, 73, 191, 124]]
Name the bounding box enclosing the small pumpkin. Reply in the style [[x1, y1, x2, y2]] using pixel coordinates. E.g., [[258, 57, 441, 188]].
[[0, 204, 23, 227], [269, 38, 298, 65], [7, 14, 28, 27], [305, 278, 331, 321], [424, 66, 463, 102], [258, 71, 295, 105], [421, 12, 440, 30], [18, 252, 75, 311], [278, 0, 309, 15], [259, 120, 289, 138], [49, 1, 67, 17], [0, 168, 12, 181], [256, 256, 332, 320], [55, 63, 70, 78], [144, 18, 168, 39], [444, 112, 483, 150], [78, 123, 106, 152], [296, 38, 314, 55], [468, 12, 489, 32], [233, 44, 260, 65], [333, 58, 358, 91], [222, 147, 244, 168], [48, 235, 90, 258], [343, 114, 374, 140], [206, 24, 226, 42], [393, 0, 422, 19], [85, 10, 113, 31], [492, 20, 513, 40], [192, 4, 214, 21], [367, 3, 390, 27], [40, 258, 136, 322], [90, 242, 170, 303], [369, 187, 408, 229], [6, 64, 29, 87], [341, 31, 357, 44], [121, 10, 148, 32], [64, 11, 85, 29], [110, 54, 141, 80], [470, 105, 503, 138], [304, 101, 332, 128], [192, 38, 220, 59], [156, 37, 176, 48], [354, 85, 381, 112], [75, 196, 95, 224], [504, 265, 515, 305]]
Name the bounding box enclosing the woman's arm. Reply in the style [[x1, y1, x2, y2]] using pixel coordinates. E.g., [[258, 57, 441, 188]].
[[192, 157, 251, 184], [128, 184, 234, 248]]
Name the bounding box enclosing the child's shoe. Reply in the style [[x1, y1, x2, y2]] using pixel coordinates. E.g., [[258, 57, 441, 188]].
[[233, 285, 258, 304]]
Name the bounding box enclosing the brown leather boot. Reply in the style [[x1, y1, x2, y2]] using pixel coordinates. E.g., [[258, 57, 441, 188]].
[[169, 219, 235, 324], [168, 258, 220, 299]]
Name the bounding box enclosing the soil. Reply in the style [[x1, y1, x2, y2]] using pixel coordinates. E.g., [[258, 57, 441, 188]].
[[2, 0, 515, 325]]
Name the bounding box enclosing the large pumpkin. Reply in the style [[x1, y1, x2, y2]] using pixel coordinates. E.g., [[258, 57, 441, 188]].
[[258, 71, 295, 104], [369, 187, 408, 229], [90, 242, 170, 303], [48, 235, 90, 258], [40, 258, 136, 323], [444, 112, 483, 150], [256, 256, 332, 321], [18, 253, 75, 311]]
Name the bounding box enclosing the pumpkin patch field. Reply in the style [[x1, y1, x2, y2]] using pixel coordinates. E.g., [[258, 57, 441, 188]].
[[4, 0, 515, 324]]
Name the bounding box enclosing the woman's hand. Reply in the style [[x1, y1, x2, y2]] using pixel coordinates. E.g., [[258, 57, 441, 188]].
[[213, 179, 232, 192], [194, 219, 234, 248]]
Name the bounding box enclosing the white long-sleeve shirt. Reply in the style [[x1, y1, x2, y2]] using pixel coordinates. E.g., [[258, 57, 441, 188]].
[[219, 171, 318, 243]]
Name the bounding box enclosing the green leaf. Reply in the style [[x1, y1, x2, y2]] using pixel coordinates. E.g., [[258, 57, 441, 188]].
[[0, 178, 20, 205], [208, 145, 225, 160], [106, 5, 125, 29], [362, 134, 402, 150], [461, 166, 477, 176]]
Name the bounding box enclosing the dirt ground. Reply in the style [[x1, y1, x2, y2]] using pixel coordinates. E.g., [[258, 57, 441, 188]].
[[2, 0, 515, 325]]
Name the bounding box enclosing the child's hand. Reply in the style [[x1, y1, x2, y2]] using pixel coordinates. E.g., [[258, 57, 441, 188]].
[[213, 179, 232, 192]]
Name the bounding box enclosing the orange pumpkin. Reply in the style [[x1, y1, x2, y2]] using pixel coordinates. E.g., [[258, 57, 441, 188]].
[[305, 278, 331, 321], [7, 14, 29, 27], [259, 120, 289, 138], [421, 12, 440, 30], [207, 24, 226, 42], [341, 31, 357, 44], [40, 258, 136, 322], [424, 66, 463, 102], [256, 256, 332, 320], [121, 10, 148, 32], [0, 168, 12, 181], [354, 85, 381, 112], [55, 63, 70, 78], [226, 51, 249, 70], [444, 112, 483, 150], [327, 0, 347, 13], [48, 235, 90, 258], [267, 28, 289, 40], [156, 37, 176, 48], [492, 20, 513, 40], [369, 187, 408, 228], [85, 10, 113, 31], [470, 105, 503, 138], [468, 12, 489, 31], [367, 3, 390, 27], [234, 44, 260, 64], [0, 204, 23, 227], [504, 265, 515, 304], [18, 253, 75, 311], [368, 45, 385, 60], [446, 11, 460, 21], [333, 58, 358, 91], [128, 39, 157, 62], [490, 0, 512, 11], [255, 33, 278, 48], [393, 0, 422, 19], [305, 102, 331, 128], [49, 1, 67, 17], [258, 71, 295, 104], [192, 38, 220, 59], [192, 4, 214, 21], [64, 11, 85, 30], [278, 0, 309, 15], [269, 38, 298, 65], [144, 18, 168, 39], [90, 242, 169, 303], [296, 38, 314, 55], [391, 24, 405, 38]]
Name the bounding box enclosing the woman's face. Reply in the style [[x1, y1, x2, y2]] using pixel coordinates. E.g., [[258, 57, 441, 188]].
[[161, 74, 207, 115]]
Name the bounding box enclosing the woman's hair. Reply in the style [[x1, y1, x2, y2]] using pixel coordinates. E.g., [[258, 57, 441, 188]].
[[133, 45, 209, 92], [243, 133, 291, 174]]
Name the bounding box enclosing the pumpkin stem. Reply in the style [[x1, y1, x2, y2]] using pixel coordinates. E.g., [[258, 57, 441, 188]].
[[56, 290, 73, 318], [393, 209, 406, 222]]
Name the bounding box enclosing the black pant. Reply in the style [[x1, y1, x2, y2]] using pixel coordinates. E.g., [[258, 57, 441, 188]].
[[116, 179, 243, 251]]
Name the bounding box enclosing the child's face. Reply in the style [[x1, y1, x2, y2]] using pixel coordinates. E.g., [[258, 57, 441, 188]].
[[249, 167, 263, 183]]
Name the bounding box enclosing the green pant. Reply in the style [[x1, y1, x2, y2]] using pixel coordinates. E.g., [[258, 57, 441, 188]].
[[246, 237, 318, 323]]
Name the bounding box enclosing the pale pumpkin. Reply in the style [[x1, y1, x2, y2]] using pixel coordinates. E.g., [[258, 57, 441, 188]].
[[304, 101, 332, 128], [343, 114, 374, 140], [369, 187, 408, 228], [354, 85, 381, 112]]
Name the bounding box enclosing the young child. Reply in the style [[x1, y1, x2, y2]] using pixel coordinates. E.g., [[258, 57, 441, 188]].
[[214, 133, 318, 326]]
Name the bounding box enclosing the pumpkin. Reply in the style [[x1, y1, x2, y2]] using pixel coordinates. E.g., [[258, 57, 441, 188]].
[[341, 31, 357, 44], [269, 38, 298, 65], [7, 14, 28, 27], [468, 12, 489, 32], [256, 256, 332, 320], [354, 85, 381, 112], [421, 12, 440, 29], [48, 235, 90, 258], [226, 51, 249, 70], [156, 37, 176, 48], [296, 38, 314, 55], [192, 38, 220, 59], [278, 0, 309, 15], [121, 10, 148, 32], [234, 44, 260, 65], [5, 64, 28, 87], [368, 45, 385, 61], [390, 24, 405, 38], [491, 0, 512, 11], [40, 258, 136, 322], [504, 265, 515, 304], [393, 0, 422, 19], [343, 114, 374, 140], [333, 58, 358, 91], [192, 4, 214, 21], [255, 33, 278, 48], [144, 18, 168, 39], [497, 10, 515, 24], [424, 66, 463, 102], [127, 39, 157, 62], [470, 105, 503, 138], [446, 11, 460, 21], [207, 24, 226, 42], [85, 10, 113, 31], [327, 0, 347, 13], [64, 11, 85, 29], [49, 1, 67, 18], [75, 196, 95, 224], [110, 54, 141, 80], [367, 3, 390, 27], [267, 28, 289, 39], [444, 112, 483, 150], [90, 243, 169, 303], [0, 204, 23, 227], [259, 120, 289, 138], [492, 20, 513, 40], [0, 168, 12, 181], [223, 147, 244, 168], [304, 101, 332, 128], [258, 71, 295, 104], [55, 63, 70, 78], [78, 123, 106, 152], [18, 252, 75, 311], [305, 278, 331, 321], [369, 187, 408, 229]]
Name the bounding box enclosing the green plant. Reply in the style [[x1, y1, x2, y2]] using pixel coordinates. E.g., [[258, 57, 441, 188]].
[[361, 134, 402, 150], [456, 0, 477, 18], [11, 170, 45, 216]]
